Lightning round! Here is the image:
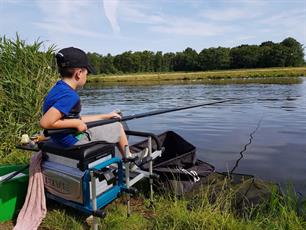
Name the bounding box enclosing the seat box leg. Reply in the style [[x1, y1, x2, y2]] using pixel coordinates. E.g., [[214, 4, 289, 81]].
[[90, 171, 99, 230]]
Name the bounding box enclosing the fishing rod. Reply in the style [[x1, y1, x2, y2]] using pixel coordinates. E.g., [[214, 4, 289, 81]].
[[44, 98, 239, 136]]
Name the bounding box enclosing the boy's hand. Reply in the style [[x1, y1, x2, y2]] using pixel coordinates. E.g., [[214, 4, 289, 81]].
[[77, 120, 87, 132], [109, 112, 122, 119]]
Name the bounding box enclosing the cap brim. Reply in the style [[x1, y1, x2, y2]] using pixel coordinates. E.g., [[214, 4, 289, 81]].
[[87, 64, 97, 75]]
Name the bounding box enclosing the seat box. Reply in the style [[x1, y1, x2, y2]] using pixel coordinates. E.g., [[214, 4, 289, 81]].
[[42, 161, 116, 204], [40, 141, 115, 171]]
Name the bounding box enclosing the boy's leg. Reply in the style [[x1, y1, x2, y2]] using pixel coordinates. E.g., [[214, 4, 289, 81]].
[[117, 126, 129, 157], [75, 122, 147, 160], [117, 127, 148, 160], [75, 122, 122, 146]]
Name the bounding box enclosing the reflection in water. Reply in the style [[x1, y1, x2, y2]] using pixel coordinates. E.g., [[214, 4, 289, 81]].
[[80, 77, 306, 193]]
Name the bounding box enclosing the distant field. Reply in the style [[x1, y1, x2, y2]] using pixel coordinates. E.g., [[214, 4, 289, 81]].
[[87, 67, 306, 83]]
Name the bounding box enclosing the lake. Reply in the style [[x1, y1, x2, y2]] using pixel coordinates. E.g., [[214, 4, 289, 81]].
[[80, 77, 306, 193]]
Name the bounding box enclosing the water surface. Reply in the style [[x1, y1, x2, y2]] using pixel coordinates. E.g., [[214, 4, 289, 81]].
[[80, 77, 306, 193]]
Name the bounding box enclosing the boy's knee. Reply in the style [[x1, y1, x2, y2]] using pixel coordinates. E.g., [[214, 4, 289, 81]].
[[118, 122, 124, 129]]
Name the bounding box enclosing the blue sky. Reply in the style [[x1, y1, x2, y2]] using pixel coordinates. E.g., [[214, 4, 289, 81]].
[[0, 0, 305, 55]]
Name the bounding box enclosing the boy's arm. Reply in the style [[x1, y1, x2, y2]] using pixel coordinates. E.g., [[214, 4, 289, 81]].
[[40, 107, 87, 132], [81, 112, 121, 123]]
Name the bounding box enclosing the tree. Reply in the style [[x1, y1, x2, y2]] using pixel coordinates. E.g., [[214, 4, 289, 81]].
[[173, 52, 186, 71], [154, 51, 163, 72], [230, 45, 260, 68], [183, 47, 199, 71], [280, 37, 304, 66], [172, 48, 199, 71], [89, 37, 304, 74], [199, 47, 230, 70], [133, 51, 145, 72], [258, 44, 286, 67], [100, 54, 117, 74], [140, 50, 154, 72], [258, 41, 274, 67], [163, 52, 175, 72], [87, 52, 102, 74], [260, 41, 275, 47], [114, 51, 135, 73]]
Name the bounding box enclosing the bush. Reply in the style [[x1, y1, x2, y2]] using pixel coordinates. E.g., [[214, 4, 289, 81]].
[[0, 35, 58, 160]]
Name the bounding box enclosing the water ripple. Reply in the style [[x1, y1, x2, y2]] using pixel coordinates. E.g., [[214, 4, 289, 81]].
[[80, 77, 306, 192]]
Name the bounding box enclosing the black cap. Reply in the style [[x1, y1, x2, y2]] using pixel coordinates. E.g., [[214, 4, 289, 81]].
[[56, 47, 96, 74]]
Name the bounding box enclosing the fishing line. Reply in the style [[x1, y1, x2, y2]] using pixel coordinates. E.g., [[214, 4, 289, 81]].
[[229, 115, 264, 175]]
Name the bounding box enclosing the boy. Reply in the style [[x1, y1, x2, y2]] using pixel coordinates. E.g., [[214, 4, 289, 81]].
[[40, 47, 147, 161]]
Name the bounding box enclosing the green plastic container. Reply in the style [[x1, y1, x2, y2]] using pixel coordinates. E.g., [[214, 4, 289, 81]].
[[0, 165, 29, 222]]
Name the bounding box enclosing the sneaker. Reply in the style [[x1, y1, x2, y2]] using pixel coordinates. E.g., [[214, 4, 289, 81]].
[[126, 148, 149, 161], [129, 163, 139, 172], [85, 215, 93, 226]]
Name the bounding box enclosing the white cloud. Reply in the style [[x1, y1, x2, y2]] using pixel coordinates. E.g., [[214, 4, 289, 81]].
[[2, 0, 303, 54], [36, 0, 90, 21], [33, 21, 106, 39], [198, 0, 271, 23], [34, 0, 98, 37], [258, 9, 305, 27], [150, 18, 233, 37], [257, 9, 306, 43], [118, 1, 231, 37], [120, 2, 165, 25], [103, 0, 120, 33], [200, 7, 260, 21]]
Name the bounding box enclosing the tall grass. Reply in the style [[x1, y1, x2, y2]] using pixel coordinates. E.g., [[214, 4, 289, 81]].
[[150, 191, 305, 230], [36, 184, 306, 230], [0, 35, 58, 162], [2, 186, 304, 229]]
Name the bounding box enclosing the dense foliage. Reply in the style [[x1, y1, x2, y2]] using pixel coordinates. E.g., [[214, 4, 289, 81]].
[[0, 35, 58, 159], [88, 37, 305, 74]]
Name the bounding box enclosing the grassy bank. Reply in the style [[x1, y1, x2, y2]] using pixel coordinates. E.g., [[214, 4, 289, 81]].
[[41, 194, 306, 230], [87, 67, 306, 83], [2, 180, 306, 230]]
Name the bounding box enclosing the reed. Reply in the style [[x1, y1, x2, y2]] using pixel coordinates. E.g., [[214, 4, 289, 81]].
[[0, 35, 58, 161]]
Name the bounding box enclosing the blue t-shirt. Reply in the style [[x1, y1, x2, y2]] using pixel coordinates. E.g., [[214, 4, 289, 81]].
[[43, 80, 81, 147]]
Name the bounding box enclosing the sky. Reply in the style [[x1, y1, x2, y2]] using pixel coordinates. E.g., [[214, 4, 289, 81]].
[[0, 0, 305, 55]]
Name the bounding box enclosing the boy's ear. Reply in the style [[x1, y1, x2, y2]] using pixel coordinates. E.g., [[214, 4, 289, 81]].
[[74, 69, 81, 80], [75, 73, 80, 81]]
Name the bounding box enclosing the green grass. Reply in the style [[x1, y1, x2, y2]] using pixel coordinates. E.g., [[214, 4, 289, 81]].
[[2, 182, 305, 230], [3, 174, 306, 230]]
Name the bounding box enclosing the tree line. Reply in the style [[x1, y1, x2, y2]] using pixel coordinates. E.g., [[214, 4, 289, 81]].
[[87, 37, 305, 75]]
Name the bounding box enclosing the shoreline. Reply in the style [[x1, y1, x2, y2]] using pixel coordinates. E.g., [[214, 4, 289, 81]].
[[87, 67, 306, 83]]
